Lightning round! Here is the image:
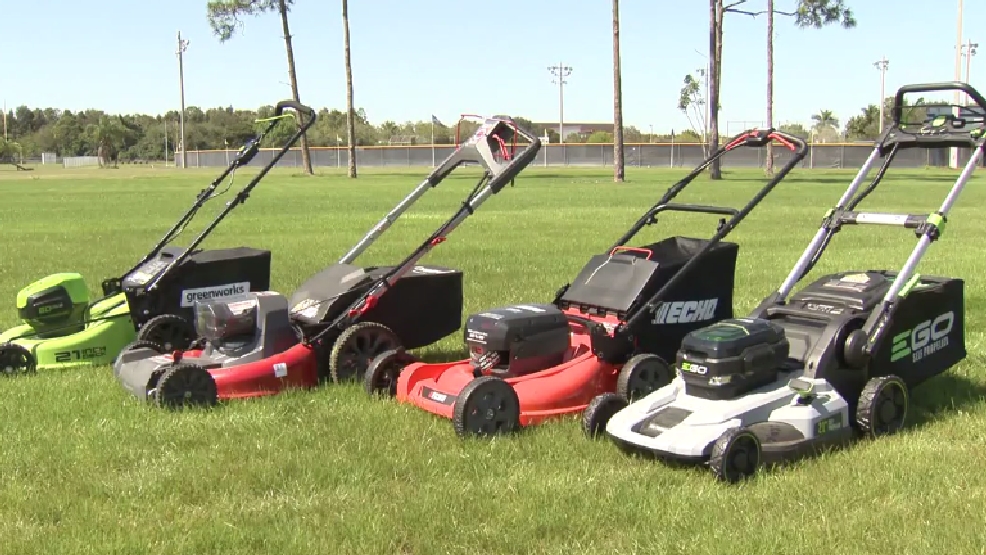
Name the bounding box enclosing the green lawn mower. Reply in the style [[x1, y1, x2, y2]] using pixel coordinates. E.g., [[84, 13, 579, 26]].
[[0, 100, 316, 376]]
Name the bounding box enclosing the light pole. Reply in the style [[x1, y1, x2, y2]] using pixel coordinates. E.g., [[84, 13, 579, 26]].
[[964, 41, 978, 97], [874, 57, 889, 134], [951, 0, 963, 169], [177, 31, 189, 169], [548, 63, 573, 143]]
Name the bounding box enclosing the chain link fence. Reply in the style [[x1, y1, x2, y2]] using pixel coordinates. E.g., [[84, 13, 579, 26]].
[[177, 143, 982, 170]]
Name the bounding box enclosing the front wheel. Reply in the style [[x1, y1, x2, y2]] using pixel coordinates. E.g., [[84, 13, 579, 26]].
[[364, 348, 415, 397], [582, 393, 627, 439], [452, 376, 521, 438], [154, 363, 218, 409], [709, 427, 762, 484], [617, 353, 672, 402], [329, 322, 401, 383], [138, 314, 194, 352], [0, 343, 36, 376], [856, 375, 908, 437]]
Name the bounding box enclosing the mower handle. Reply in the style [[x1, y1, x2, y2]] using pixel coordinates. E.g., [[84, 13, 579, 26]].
[[723, 128, 807, 154], [432, 117, 542, 194], [892, 82, 986, 126], [274, 99, 316, 120], [232, 100, 317, 169], [649, 203, 740, 218]]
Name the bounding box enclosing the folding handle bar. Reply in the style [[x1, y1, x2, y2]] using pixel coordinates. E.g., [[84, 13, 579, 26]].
[[723, 128, 807, 154], [274, 99, 316, 121], [893, 82, 986, 126], [650, 203, 740, 218]]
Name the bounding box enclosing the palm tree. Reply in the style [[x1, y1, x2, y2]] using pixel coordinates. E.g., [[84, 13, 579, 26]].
[[612, 0, 625, 182], [206, 0, 314, 175], [811, 110, 840, 142], [342, 0, 357, 178]]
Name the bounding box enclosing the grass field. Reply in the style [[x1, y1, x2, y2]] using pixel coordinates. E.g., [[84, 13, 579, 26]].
[[1, 163, 985, 555]]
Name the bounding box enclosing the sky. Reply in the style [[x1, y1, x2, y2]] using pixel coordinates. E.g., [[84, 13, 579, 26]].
[[2, 0, 983, 134]]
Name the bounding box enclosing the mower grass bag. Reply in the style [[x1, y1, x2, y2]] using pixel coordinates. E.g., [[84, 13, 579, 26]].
[[112, 114, 541, 407], [369, 128, 809, 438], [0, 104, 312, 375], [592, 81, 983, 483]]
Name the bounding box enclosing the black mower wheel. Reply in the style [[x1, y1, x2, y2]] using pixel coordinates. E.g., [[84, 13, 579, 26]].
[[329, 322, 401, 383], [364, 348, 416, 397], [856, 375, 908, 437], [0, 343, 37, 376], [154, 363, 218, 409], [452, 376, 521, 438], [617, 354, 673, 403], [709, 427, 762, 483], [138, 314, 195, 352], [582, 393, 627, 439]]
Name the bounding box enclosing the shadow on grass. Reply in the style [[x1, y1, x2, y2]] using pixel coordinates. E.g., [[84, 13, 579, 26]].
[[905, 370, 986, 428]]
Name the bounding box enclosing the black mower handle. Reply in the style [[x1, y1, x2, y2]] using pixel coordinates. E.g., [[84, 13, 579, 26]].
[[893, 82, 986, 126], [274, 99, 316, 120], [650, 203, 740, 218]]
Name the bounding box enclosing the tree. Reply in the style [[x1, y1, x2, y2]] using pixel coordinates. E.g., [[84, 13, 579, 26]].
[[342, 0, 357, 178], [612, 0, 625, 182], [678, 72, 709, 156], [707, 0, 855, 178], [811, 109, 840, 141], [206, 0, 314, 175]]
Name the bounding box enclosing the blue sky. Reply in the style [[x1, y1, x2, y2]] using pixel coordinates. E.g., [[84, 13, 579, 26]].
[[2, 0, 982, 133]]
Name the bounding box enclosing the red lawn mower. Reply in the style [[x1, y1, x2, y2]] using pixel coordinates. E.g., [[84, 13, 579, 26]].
[[112, 114, 542, 408], [366, 129, 809, 437]]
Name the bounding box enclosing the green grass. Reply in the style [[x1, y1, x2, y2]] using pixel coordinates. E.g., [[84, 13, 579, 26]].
[[1, 164, 986, 555]]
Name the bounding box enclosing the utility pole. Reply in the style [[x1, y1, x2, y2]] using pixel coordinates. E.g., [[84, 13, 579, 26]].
[[951, 0, 963, 169], [548, 62, 573, 143], [964, 41, 978, 100], [874, 57, 889, 134], [177, 31, 189, 169]]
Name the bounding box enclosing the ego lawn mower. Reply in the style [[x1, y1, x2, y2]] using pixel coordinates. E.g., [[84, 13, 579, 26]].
[[0, 100, 315, 376], [111, 115, 542, 407], [592, 82, 985, 483], [366, 128, 808, 438]]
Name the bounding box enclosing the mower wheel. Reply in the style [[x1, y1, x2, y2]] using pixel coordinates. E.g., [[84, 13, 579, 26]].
[[856, 374, 908, 437], [364, 348, 416, 397], [582, 393, 627, 439], [617, 354, 672, 402], [329, 322, 401, 383], [154, 363, 218, 409], [0, 343, 37, 376], [138, 314, 195, 352], [452, 376, 521, 438], [709, 427, 762, 484]]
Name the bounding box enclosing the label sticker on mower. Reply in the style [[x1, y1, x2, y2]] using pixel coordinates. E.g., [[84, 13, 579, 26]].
[[652, 299, 719, 325], [513, 305, 546, 313], [273, 362, 288, 378], [411, 266, 456, 275], [180, 282, 251, 308], [466, 330, 488, 344]]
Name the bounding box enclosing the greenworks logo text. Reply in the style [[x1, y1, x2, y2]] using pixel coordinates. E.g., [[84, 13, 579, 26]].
[[890, 311, 954, 363]]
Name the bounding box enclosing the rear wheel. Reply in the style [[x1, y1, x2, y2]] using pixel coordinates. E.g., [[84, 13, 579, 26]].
[[0, 343, 36, 376], [138, 314, 194, 352], [617, 354, 672, 402], [364, 348, 415, 397], [329, 322, 401, 383], [856, 375, 908, 437], [452, 376, 521, 437], [155, 363, 218, 409], [709, 427, 762, 483], [582, 393, 627, 439]]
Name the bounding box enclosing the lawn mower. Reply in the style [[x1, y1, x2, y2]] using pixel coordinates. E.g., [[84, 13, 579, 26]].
[[591, 81, 984, 483], [366, 128, 809, 438], [0, 100, 315, 376], [111, 115, 542, 407]]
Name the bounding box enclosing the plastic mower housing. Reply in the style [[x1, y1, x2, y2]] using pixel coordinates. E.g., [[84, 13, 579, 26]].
[[464, 304, 571, 377], [16, 273, 91, 336]]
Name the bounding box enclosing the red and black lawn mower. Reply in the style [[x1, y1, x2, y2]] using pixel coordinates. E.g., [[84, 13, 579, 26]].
[[366, 129, 808, 437], [112, 115, 542, 407]]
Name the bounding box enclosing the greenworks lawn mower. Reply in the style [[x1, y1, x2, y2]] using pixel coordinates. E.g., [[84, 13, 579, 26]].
[[589, 82, 984, 482], [0, 100, 316, 376]]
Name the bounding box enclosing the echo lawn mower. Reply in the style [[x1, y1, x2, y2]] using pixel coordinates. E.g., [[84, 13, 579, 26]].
[[365, 128, 809, 438], [111, 115, 542, 407], [590, 82, 984, 483], [0, 100, 315, 376]]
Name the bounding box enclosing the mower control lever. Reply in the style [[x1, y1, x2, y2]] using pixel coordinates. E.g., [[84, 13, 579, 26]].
[[234, 138, 261, 168]]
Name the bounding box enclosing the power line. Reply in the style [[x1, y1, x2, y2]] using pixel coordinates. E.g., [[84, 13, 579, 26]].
[[873, 57, 889, 134], [548, 63, 573, 143]]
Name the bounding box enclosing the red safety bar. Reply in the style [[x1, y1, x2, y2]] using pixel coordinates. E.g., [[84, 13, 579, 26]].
[[723, 129, 798, 152], [454, 114, 519, 161], [610, 246, 654, 259]]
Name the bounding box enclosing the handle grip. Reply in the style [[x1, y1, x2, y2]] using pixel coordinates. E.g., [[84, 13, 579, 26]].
[[892, 82, 986, 125], [723, 128, 808, 154], [274, 99, 316, 120]]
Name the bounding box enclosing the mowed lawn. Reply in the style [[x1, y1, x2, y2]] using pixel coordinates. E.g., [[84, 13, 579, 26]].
[[1, 163, 985, 555]]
